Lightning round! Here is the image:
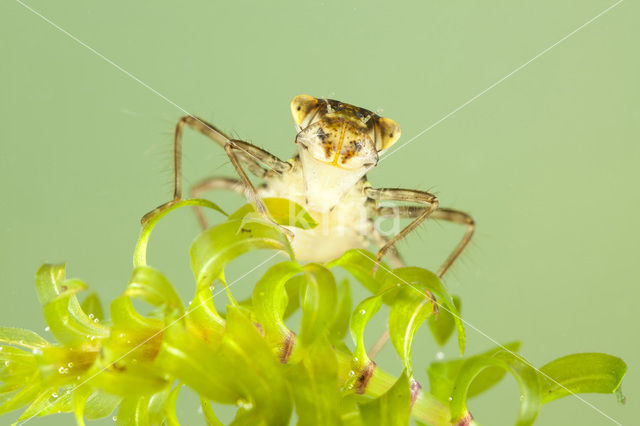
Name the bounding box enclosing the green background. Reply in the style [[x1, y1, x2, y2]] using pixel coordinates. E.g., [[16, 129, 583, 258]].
[[1, 0, 637, 424]]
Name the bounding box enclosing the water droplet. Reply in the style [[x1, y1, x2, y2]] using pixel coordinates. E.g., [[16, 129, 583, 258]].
[[32, 348, 42, 355], [112, 415, 118, 421], [118, 333, 125, 338], [67, 362, 74, 368], [236, 399, 253, 409], [436, 351, 445, 360], [58, 367, 69, 374], [188, 301, 192, 306], [93, 318, 99, 323], [88, 314, 94, 319], [45, 326, 50, 332], [51, 392, 59, 398], [89, 336, 96, 342], [197, 406, 203, 414], [359, 309, 366, 315], [448, 396, 452, 401], [4, 361, 10, 366]]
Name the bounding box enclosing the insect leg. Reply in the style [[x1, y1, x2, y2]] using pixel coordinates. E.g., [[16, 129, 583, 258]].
[[142, 115, 290, 225], [370, 228, 406, 268], [375, 206, 475, 278], [188, 177, 247, 230], [365, 187, 439, 267]]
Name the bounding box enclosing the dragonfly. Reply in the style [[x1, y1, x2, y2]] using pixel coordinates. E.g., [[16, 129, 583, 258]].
[[143, 95, 474, 277]]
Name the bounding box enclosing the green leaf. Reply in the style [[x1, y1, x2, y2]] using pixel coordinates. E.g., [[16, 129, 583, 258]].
[[116, 395, 150, 425], [200, 397, 224, 426], [359, 371, 411, 426], [71, 384, 92, 426], [288, 338, 342, 425], [35, 264, 109, 346], [388, 286, 435, 377], [163, 385, 181, 426], [450, 351, 541, 426], [157, 308, 292, 424], [298, 264, 338, 350], [0, 373, 42, 417], [380, 267, 465, 354], [185, 286, 225, 343], [190, 216, 294, 291], [252, 261, 302, 358], [0, 346, 38, 388], [15, 386, 72, 421], [83, 390, 121, 419], [327, 249, 391, 294], [124, 266, 184, 315], [228, 198, 318, 229], [349, 294, 383, 372], [428, 295, 460, 346], [0, 327, 50, 350], [134, 198, 227, 267], [327, 279, 352, 345], [107, 295, 163, 362], [538, 353, 627, 404], [427, 341, 521, 404], [81, 293, 104, 323]]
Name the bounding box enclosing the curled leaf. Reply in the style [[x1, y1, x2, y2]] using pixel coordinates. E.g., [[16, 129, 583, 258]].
[[427, 341, 521, 404], [298, 264, 338, 350], [134, 198, 227, 267], [35, 264, 109, 346], [428, 295, 460, 346], [252, 261, 302, 357], [190, 216, 294, 291], [450, 351, 541, 426], [388, 286, 435, 378], [228, 198, 318, 229], [380, 267, 465, 354], [538, 353, 627, 404]]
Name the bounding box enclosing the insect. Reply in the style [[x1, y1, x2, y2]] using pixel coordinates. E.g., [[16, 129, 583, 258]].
[[144, 95, 474, 277]]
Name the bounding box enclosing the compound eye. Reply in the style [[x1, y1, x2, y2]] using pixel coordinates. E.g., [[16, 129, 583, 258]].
[[375, 117, 402, 152], [291, 95, 320, 128]]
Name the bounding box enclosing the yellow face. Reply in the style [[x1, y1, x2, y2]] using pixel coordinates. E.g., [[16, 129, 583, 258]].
[[291, 95, 401, 170]]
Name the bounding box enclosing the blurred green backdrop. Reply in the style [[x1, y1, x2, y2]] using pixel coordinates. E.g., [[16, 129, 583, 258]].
[[1, 0, 637, 424]]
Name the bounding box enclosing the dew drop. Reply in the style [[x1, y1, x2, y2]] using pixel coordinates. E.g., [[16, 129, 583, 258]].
[[51, 392, 59, 398], [45, 326, 50, 332], [4, 361, 10, 367], [67, 362, 74, 368], [58, 367, 69, 375], [112, 415, 118, 421], [89, 336, 96, 342], [448, 396, 452, 401], [93, 318, 99, 323], [32, 348, 42, 355], [236, 399, 253, 410], [359, 309, 366, 315], [88, 314, 94, 319], [435, 351, 445, 360]]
